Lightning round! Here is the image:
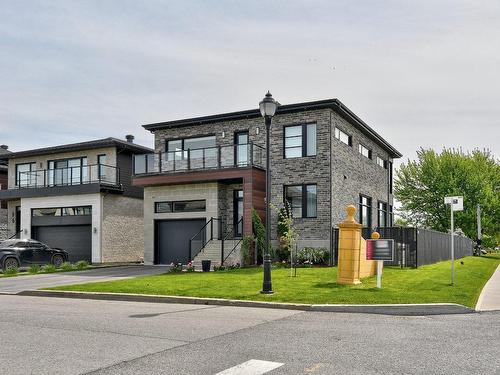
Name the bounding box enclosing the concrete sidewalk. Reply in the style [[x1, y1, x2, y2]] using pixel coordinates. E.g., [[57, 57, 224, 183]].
[[476, 264, 500, 311]]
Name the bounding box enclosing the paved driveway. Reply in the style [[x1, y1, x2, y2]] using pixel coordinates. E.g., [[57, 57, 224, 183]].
[[0, 266, 169, 294]]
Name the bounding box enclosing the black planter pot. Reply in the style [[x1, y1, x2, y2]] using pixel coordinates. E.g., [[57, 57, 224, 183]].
[[201, 260, 211, 272]]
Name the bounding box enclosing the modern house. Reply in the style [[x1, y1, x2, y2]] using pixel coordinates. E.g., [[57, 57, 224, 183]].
[[0, 136, 152, 263], [133, 98, 402, 267], [0, 144, 11, 240]]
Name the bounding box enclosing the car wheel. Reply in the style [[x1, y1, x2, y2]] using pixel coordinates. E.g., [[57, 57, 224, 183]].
[[3, 257, 19, 272], [52, 254, 64, 268]]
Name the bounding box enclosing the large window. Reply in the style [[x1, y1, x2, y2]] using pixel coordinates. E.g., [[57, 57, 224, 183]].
[[15, 162, 36, 187], [359, 195, 372, 227], [284, 123, 316, 158], [359, 144, 372, 159], [32, 206, 92, 217], [166, 136, 216, 160], [334, 128, 352, 146], [48, 157, 88, 186], [155, 200, 206, 213], [389, 161, 393, 194], [378, 201, 388, 228], [284, 184, 317, 218]]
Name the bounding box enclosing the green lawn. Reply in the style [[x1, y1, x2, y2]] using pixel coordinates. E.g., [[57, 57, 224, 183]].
[[48, 255, 500, 307]]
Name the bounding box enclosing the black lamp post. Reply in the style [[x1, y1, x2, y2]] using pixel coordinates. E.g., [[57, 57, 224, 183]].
[[259, 91, 277, 294]]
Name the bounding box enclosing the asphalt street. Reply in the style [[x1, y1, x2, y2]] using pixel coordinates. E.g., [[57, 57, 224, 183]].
[[0, 295, 499, 375], [0, 266, 169, 294]]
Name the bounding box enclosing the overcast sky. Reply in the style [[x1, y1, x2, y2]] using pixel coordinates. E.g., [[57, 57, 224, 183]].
[[1, 0, 499, 167]]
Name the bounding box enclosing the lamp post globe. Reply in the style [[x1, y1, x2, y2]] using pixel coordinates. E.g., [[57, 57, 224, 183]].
[[259, 91, 277, 294]]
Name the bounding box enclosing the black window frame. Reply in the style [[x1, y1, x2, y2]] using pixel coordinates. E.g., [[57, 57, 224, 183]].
[[31, 205, 92, 217], [165, 134, 216, 153], [377, 201, 388, 228], [284, 184, 317, 218], [389, 161, 393, 194], [15, 162, 36, 186], [283, 123, 317, 159], [359, 194, 372, 228], [358, 144, 372, 159], [334, 127, 352, 146], [376, 156, 388, 169], [154, 199, 206, 213]]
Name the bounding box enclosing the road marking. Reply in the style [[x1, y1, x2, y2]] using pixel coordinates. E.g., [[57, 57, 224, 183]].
[[215, 359, 284, 374]]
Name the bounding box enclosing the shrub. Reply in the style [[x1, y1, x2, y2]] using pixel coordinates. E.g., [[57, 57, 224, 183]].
[[43, 264, 57, 273], [169, 262, 183, 273], [75, 261, 89, 270], [185, 261, 195, 272], [241, 235, 253, 266], [252, 209, 267, 258], [28, 265, 41, 274], [213, 265, 226, 272], [227, 263, 240, 270], [61, 262, 74, 272], [296, 247, 329, 265], [4, 267, 18, 276]]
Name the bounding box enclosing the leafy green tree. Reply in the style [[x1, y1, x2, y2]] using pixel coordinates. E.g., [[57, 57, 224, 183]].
[[395, 148, 500, 247]]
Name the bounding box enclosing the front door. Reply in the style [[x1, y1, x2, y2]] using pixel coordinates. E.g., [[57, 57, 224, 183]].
[[233, 190, 243, 237], [234, 131, 249, 166]]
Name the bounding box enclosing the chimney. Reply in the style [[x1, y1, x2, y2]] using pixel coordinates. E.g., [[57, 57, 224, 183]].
[[0, 145, 8, 150], [125, 135, 134, 143]]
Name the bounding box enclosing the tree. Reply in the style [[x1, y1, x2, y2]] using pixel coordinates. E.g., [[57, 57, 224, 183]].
[[395, 148, 500, 248]]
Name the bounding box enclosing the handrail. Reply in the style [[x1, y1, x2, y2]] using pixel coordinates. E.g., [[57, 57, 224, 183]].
[[221, 217, 243, 265], [8, 230, 23, 239], [188, 217, 221, 261]]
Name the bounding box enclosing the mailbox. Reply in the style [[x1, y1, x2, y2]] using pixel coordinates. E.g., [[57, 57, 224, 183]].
[[366, 239, 394, 261]]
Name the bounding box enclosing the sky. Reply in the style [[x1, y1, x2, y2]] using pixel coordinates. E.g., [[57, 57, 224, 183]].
[[0, 0, 499, 169]]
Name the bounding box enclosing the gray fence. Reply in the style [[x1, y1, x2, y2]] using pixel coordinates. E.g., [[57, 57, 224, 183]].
[[332, 227, 473, 268]]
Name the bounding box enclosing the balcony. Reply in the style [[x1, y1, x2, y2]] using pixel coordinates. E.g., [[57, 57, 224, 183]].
[[133, 143, 265, 175], [16, 164, 119, 188]]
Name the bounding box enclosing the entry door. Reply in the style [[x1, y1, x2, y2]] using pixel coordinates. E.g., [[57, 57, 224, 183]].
[[235, 131, 249, 166], [233, 190, 243, 237]]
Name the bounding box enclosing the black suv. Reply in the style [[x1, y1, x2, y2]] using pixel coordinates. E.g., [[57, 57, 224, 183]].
[[0, 239, 69, 271]]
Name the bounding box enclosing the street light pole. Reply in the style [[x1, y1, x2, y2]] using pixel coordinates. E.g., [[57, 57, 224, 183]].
[[259, 91, 277, 294]]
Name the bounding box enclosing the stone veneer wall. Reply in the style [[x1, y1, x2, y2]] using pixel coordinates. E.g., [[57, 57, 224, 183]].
[[101, 195, 144, 263], [0, 208, 7, 240], [152, 107, 395, 251]]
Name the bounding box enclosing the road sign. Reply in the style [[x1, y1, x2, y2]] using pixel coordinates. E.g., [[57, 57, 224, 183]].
[[444, 196, 463, 211], [366, 239, 394, 261]]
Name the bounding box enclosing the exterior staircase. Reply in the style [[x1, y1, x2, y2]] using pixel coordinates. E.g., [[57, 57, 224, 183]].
[[192, 239, 242, 270]]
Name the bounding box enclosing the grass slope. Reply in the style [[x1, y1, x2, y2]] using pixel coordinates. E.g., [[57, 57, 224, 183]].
[[49, 255, 500, 307]]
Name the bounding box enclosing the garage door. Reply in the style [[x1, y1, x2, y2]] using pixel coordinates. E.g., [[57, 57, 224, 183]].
[[155, 219, 206, 264], [33, 225, 92, 262]]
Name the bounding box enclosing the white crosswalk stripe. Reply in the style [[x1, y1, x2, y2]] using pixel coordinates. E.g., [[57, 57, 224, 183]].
[[215, 359, 284, 375]]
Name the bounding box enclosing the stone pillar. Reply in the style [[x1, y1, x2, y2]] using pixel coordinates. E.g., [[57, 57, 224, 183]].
[[336, 205, 376, 285]]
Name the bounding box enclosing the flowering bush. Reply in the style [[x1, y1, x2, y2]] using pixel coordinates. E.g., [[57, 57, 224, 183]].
[[169, 262, 183, 273], [186, 261, 195, 272]]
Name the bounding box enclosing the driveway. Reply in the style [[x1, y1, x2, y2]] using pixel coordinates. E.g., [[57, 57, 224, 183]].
[[0, 265, 169, 294]]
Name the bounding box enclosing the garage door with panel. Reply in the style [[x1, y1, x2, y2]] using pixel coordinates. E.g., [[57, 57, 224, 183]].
[[156, 219, 206, 264], [31, 206, 93, 263]]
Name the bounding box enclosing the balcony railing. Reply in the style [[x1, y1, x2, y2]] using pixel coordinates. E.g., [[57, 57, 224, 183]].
[[133, 143, 266, 175], [17, 164, 119, 189]]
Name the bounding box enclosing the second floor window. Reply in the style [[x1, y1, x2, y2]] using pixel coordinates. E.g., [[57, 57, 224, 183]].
[[284, 184, 317, 218], [15, 162, 36, 187], [334, 128, 352, 146], [359, 144, 372, 159], [284, 123, 316, 158], [377, 156, 387, 169], [359, 195, 372, 227], [48, 157, 88, 186]]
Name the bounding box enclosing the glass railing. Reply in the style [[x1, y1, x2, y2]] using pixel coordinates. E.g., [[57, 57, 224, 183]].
[[133, 143, 266, 175], [17, 164, 119, 188]]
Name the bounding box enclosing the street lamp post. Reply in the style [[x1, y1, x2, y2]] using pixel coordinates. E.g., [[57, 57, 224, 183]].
[[259, 91, 277, 294]]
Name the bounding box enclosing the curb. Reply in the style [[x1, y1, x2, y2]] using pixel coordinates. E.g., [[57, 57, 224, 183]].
[[17, 290, 475, 316]]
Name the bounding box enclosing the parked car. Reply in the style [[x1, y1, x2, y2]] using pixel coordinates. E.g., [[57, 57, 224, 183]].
[[0, 239, 69, 271]]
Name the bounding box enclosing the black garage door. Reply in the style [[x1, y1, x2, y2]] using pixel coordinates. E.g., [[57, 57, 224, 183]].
[[33, 225, 92, 262], [155, 219, 206, 264]]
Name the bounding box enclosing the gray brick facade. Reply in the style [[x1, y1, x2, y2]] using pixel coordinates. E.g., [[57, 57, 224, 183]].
[[147, 104, 398, 252]]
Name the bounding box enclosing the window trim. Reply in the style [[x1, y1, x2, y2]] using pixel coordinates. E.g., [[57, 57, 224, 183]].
[[283, 122, 317, 159], [283, 183, 317, 218], [376, 156, 388, 169], [15, 162, 36, 186], [377, 201, 388, 228], [165, 134, 216, 152], [31, 205, 92, 217], [334, 127, 352, 147], [358, 144, 372, 159], [154, 199, 207, 214], [359, 194, 372, 228]]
